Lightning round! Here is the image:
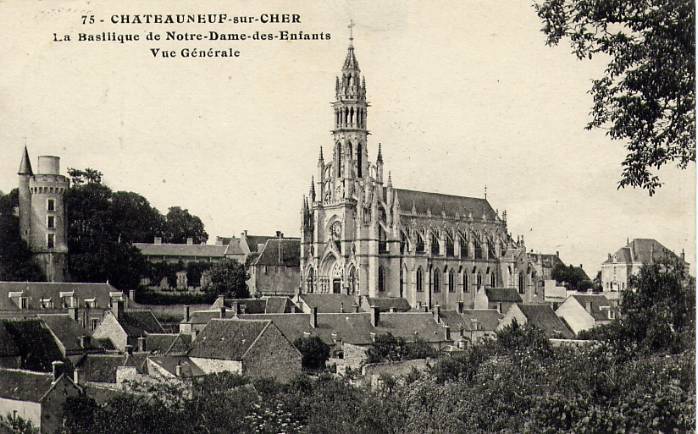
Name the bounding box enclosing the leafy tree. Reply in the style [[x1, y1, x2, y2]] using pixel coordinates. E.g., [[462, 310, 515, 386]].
[[535, 0, 695, 194], [0, 189, 45, 281], [366, 333, 436, 363], [551, 263, 591, 290], [68, 168, 103, 186], [0, 413, 39, 434], [163, 206, 208, 244], [206, 259, 249, 298], [110, 191, 165, 243], [293, 336, 331, 370]]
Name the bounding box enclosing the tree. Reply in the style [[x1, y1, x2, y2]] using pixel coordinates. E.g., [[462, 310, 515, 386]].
[[110, 191, 165, 243], [294, 336, 331, 370], [164, 206, 208, 244], [551, 263, 591, 290], [206, 259, 249, 298], [535, 0, 695, 194], [0, 189, 44, 281]]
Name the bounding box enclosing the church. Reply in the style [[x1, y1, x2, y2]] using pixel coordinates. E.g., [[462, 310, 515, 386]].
[[300, 36, 542, 311]]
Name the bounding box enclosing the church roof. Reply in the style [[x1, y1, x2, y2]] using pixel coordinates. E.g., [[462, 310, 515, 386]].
[[603, 238, 681, 265], [18, 147, 33, 175], [394, 188, 497, 220]]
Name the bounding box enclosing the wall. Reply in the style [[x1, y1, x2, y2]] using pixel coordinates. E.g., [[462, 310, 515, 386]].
[[190, 357, 242, 375], [91, 313, 127, 351], [242, 324, 302, 383], [251, 265, 300, 297], [0, 398, 41, 430], [342, 343, 369, 373], [496, 305, 527, 331], [40, 376, 81, 434]]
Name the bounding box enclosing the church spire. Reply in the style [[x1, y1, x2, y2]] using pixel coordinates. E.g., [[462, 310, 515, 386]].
[[377, 143, 383, 163], [18, 146, 33, 175]]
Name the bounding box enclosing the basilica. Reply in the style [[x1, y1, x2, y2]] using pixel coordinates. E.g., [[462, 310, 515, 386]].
[[300, 38, 541, 310]]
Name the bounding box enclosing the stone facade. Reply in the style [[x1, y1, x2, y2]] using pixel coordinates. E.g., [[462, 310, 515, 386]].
[[240, 321, 302, 382], [299, 41, 539, 311], [17, 148, 70, 282], [91, 312, 128, 351]]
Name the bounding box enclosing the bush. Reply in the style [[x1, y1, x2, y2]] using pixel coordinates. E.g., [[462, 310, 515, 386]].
[[293, 336, 330, 370]]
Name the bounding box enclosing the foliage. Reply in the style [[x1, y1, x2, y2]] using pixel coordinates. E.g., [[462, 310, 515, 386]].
[[163, 206, 208, 244], [0, 412, 39, 434], [535, 0, 695, 194], [293, 336, 331, 370], [134, 289, 216, 306], [2, 319, 69, 373], [366, 333, 438, 364], [206, 259, 249, 298], [551, 263, 592, 290], [0, 189, 45, 281]]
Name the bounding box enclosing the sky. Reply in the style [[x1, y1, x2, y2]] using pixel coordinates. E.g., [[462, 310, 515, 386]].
[[0, 0, 694, 277]]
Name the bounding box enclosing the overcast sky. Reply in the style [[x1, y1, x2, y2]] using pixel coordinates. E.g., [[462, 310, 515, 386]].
[[0, 0, 694, 276]]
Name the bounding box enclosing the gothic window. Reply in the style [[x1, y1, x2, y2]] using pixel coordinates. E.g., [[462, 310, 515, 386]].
[[488, 241, 496, 258], [415, 233, 425, 253], [378, 207, 386, 223], [474, 239, 483, 259], [336, 143, 343, 177], [500, 241, 506, 257], [416, 267, 423, 292], [400, 265, 406, 297], [331, 222, 342, 251], [357, 143, 363, 177], [476, 273, 482, 289], [378, 266, 385, 292], [445, 235, 454, 257], [448, 269, 455, 293], [460, 234, 468, 257], [518, 272, 525, 294], [400, 231, 408, 254], [463, 272, 469, 293], [433, 268, 441, 293], [490, 272, 496, 287], [348, 267, 356, 295], [431, 232, 440, 256]]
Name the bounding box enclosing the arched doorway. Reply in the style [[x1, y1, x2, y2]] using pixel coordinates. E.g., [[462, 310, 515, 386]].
[[331, 262, 343, 294]]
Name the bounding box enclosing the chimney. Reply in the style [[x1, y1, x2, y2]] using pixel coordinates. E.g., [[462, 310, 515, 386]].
[[128, 290, 136, 302], [276, 230, 283, 238], [51, 361, 64, 381], [389, 307, 396, 313], [340, 302, 344, 313], [457, 300, 464, 314], [79, 335, 91, 349], [68, 307, 78, 322], [186, 237, 194, 245], [137, 336, 146, 352], [370, 332, 376, 342], [556, 251, 559, 257], [154, 236, 162, 245], [111, 300, 124, 319], [303, 331, 311, 338], [290, 305, 297, 314], [184, 305, 190, 322], [681, 249, 686, 261], [219, 307, 227, 319], [444, 325, 451, 341], [370, 306, 380, 327], [433, 305, 441, 323], [310, 307, 318, 328], [579, 264, 583, 269], [175, 365, 182, 377], [232, 301, 240, 316], [73, 368, 81, 385], [585, 301, 592, 313], [126, 345, 133, 355]]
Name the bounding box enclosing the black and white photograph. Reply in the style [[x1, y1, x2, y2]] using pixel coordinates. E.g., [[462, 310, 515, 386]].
[[0, 1, 695, 432]]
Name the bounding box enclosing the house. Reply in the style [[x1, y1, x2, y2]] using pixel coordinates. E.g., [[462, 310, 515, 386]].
[[478, 287, 523, 314], [555, 294, 615, 335], [188, 319, 302, 382], [438, 303, 502, 346], [91, 301, 165, 351], [147, 355, 205, 380], [0, 362, 81, 434], [74, 351, 147, 384], [36, 314, 102, 362], [497, 304, 574, 339], [601, 238, 688, 297], [248, 235, 301, 297]]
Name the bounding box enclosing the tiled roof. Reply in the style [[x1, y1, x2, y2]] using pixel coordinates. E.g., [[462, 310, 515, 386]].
[[38, 314, 96, 353], [186, 309, 222, 324], [145, 333, 192, 355], [238, 314, 311, 343], [224, 239, 245, 256], [0, 281, 117, 311], [76, 354, 126, 383], [314, 313, 375, 345], [298, 294, 358, 313], [264, 297, 296, 314], [117, 311, 164, 337], [189, 319, 271, 360], [1, 319, 65, 372], [222, 298, 267, 314], [245, 235, 276, 253], [517, 304, 574, 339], [149, 355, 205, 378], [375, 312, 447, 343], [133, 243, 227, 258], [485, 287, 523, 303], [394, 188, 496, 220], [253, 239, 301, 267], [0, 368, 54, 402], [439, 310, 501, 332], [570, 295, 611, 321], [0, 321, 19, 357], [365, 297, 411, 312], [603, 239, 681, 265]]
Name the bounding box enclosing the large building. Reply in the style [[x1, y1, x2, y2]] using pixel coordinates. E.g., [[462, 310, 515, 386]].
[[299, 38, 540, 310], [17, 148, 70, 282]]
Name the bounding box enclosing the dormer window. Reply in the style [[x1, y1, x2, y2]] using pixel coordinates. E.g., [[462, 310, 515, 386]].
[[60, 292, 76, 308], [19, 297, 28, 310], [40, 298, 53, 309], [84, 298, 97, 309]]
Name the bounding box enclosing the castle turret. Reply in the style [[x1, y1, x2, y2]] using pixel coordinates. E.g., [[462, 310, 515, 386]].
[[18, 146, 33, 241]]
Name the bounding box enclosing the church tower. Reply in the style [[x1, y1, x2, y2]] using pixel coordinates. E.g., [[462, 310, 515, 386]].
[[18, 148, 70, 282]]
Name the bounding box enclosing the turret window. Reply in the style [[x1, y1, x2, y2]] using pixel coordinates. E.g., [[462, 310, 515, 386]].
[[47, 216, 55, 229], [47, 234, 55, 249], [47, 199, 55, 212]]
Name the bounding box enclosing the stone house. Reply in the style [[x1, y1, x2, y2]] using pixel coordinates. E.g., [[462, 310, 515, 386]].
[[438, 302, 502, 346], [37, 314, 103, 362], [0, 361, 81, 434], [91, 301, 165, 351], [248, 235, 301, 297], [188, 319, 302, 382], [555, 294, 615, 335], [497, 303, 574, 339], [474, 287, 523, 314]]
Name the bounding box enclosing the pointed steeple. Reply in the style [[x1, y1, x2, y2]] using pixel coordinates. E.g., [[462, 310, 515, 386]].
[[343, 20, 360, 72], [309, 176, 316, 202], [318, 146, 324, 161], [387, 171, 392, 187], [18, 146, 33, 175], [377, 143, 383, 163]]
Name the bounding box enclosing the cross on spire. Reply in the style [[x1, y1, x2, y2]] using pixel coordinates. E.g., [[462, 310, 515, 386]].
[[348, 19, 355, 45]]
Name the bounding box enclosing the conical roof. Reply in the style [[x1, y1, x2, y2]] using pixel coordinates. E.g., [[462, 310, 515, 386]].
[[342, 45, 360, 72], [18, 146, 33, 175]]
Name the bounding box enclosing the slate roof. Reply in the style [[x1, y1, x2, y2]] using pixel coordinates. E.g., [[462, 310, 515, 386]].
[[244, 235, 276, 253], [38, 314, 97, 353], [374, 312, 448, 343], [517, 304, 574, 339], [223, 298, 267, 314], [365, 297, 411, 312], [224, 239, 245, 256], [0, 321, 19, 357], [188, 319, 272, 360], [0, 369, 54, 402], [149, 355, 205, 378], [394, 189, 497, 220], [0, 281, 117, 311], [117, 311, 164, 337], [603, 238, 681, 265], [1, 319, 66, 372], [439, 310, 501, 332], [570, 295, 612, 321], [485, 287, 523, 303], [145, 333, 192, 355], [264, 297, 296, 314], [76, 354, 126, 383], [252, 239, 301, 267], [186, 309, 223, 324], [133, 243, 227, 258], [18, 146, 33, 175], [298, 294, 358, 313], [237, 314, 312, 343], [314, 313, 376, 345]]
